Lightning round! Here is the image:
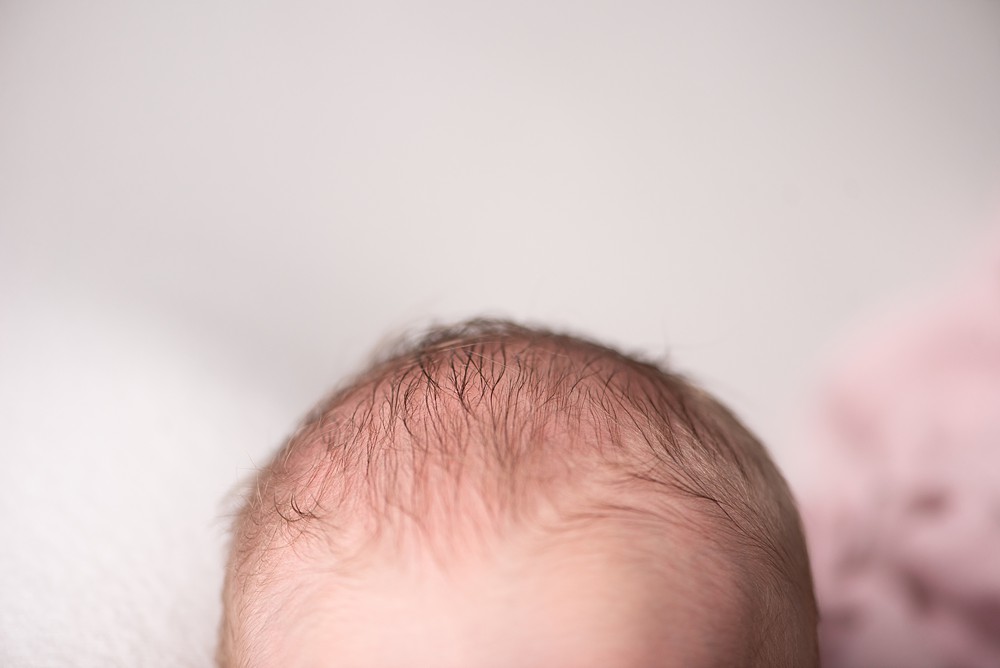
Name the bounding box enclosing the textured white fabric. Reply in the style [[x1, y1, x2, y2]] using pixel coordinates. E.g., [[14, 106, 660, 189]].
[[0, 288, 295, 668]]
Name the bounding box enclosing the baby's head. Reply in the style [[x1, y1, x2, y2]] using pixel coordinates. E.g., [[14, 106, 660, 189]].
[[220, 321, 817, 667]]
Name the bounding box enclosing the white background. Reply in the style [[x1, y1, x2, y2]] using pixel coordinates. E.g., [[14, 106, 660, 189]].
[[1, 2, 999, 666]]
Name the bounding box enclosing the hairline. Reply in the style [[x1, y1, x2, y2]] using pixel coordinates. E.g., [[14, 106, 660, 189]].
[[220, 318, 817, 665]]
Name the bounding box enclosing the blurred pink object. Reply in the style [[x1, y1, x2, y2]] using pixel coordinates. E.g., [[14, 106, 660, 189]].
[[796, 229, 1000, 668]]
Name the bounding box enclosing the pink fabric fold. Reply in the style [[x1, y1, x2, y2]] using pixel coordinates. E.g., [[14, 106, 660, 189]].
[[796, 230, 1000, 668]]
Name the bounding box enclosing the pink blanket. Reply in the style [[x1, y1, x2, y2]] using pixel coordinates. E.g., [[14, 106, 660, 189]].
[[797, 231, 1000, 667]]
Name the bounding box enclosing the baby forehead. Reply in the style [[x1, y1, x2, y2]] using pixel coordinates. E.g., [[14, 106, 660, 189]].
[[269, 518, 747, 668]]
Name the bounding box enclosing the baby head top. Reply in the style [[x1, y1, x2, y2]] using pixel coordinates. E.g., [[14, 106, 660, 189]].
[[220, 320, 817, 667]]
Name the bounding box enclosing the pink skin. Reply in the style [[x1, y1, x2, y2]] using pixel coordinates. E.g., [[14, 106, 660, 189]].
[[233, 519, 755, 668]]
